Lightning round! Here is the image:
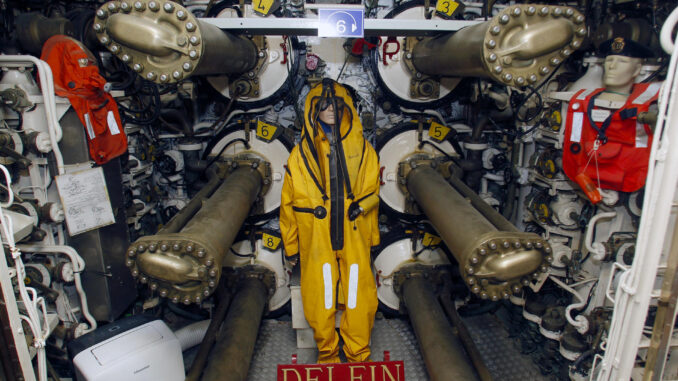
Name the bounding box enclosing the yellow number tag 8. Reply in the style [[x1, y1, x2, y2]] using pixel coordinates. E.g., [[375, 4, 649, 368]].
[[428, 121, 451, 142], [256, 120, 278, 142], [262, 233, 281, 251]]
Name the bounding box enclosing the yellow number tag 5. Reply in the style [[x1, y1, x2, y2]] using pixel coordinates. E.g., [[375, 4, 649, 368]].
[[428, 121, 451, 142]]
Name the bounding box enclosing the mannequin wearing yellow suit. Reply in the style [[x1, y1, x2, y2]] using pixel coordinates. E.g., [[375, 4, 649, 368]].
[[280, 79, 380, 363]]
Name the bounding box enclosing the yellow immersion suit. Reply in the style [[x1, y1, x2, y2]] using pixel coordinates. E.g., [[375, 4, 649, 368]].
[[280, 80, 380, 363]]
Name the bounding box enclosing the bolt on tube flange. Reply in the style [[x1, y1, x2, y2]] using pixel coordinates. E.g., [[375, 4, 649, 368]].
[[126, 163, 265, 304], [127, 235, 220, 304], [93, 0, 257, 84], [391, 264, 452, 306], [222, 264, 277, 299], [411, 4, 586, 87], [404, 163, 552, 299], [460, 231, 552, 300]]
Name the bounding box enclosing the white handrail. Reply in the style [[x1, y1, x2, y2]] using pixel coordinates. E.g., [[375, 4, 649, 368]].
[[549, 275, 590, 334], [584, 212, 617, 261], [597, 5, 678, 379], [0, 165, 46, 381]]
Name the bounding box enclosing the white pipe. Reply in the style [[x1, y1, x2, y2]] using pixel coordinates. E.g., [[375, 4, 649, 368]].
[[584, 212, 617, 261], [450, 123, 473, 133], [598, 189, 619, 206], [214, 105, 274, 136], [570, 278, 598, 288], [15, 262, 47, 381], [0, 165, 46, 381], [398, 106, 446, 124], [661, 8, 678, 54], [18, 245, 97, 334], [173, 319, 210, 351], [482, 172, 504, 182], [0, 55, 65, 174], [549, 275, 590, 334], [304, 3, 363, 9], [0, 165, 13, 208], [480, 178, 488, 194]]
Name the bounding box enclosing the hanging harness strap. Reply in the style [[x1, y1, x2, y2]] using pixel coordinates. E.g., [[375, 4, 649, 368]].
[[586, 93, 638, 144], [323, 80, 355, 200], [300, 135, 329, 201]]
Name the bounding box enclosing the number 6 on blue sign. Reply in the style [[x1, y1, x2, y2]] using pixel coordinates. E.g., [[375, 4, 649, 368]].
[[318, 9, 364, 38], [337, 19, 346, 33]]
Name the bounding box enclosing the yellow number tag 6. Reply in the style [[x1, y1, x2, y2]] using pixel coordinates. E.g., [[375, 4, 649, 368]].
[[256, 120, 279, 142], [428, 121, 451, 142]]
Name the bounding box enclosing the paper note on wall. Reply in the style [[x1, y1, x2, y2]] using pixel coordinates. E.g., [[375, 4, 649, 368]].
[[56, 167, 116, 236]]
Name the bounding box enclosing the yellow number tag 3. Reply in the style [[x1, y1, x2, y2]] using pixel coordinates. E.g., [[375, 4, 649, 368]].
[[435, 0, 460, 17], [428, 121, 451, 142]]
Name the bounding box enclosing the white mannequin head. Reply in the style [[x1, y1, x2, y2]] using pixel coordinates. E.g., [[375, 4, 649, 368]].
[[603, 54, 642, 94], [318, 103, 335, 126]]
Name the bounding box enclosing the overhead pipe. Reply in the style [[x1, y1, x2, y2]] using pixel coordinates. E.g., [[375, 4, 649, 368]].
[[93, 0, 258, 84], [406, 163, 552, 300], [401, 276, 479, 381], [126, 163, 264, 304], [411, 4, 585, 87], [15, 13, 75, 55], [202, 277, 268, 381]]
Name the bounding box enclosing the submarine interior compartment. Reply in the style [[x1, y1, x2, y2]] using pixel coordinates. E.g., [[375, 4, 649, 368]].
[[0, 0, 678, 380]]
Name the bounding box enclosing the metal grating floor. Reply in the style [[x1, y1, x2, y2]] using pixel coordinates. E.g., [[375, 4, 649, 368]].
[[244, 312, 547, 380], [462, 314, 549, 381], [246, 317, 429, 380]]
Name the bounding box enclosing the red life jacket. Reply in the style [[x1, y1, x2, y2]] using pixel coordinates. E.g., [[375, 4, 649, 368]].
[[562, 82, 661, 193], [41, 35, 127, 165]]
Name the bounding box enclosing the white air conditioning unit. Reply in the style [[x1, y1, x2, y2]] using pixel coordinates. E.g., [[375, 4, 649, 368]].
[[69, 316, 184, 381]]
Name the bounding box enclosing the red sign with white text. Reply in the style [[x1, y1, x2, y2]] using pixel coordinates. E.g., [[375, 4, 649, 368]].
[[277, 361, 405, 381]]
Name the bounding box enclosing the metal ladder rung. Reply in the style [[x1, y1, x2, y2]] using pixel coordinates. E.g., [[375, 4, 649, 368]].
[[638, 335, 678, 349]]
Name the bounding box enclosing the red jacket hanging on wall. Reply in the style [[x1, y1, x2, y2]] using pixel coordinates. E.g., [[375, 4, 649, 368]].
[[562, 82, 661, 193], [41, 35, 127, 164]]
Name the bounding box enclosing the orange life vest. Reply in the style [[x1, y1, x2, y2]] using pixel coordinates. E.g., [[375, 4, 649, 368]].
[[41, 35, 127, 164], [562, 82, 661, 193]]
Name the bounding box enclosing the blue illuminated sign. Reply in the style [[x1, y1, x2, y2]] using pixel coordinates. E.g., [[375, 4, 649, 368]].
[[318, 9, 364, 38]]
